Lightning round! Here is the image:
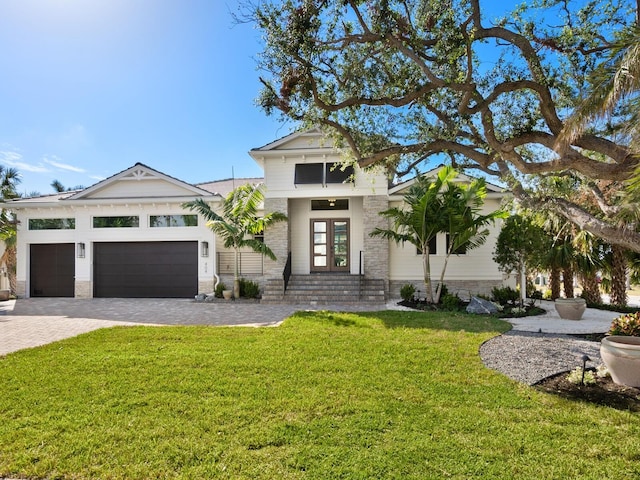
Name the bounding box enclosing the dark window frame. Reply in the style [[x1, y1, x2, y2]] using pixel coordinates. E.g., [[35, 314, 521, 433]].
[[416, 236, 438, 255], [294, 163, 324, 184], [149, 214, 198, 227], [28, 218, 76, 230], [93, 216, 140, 228]]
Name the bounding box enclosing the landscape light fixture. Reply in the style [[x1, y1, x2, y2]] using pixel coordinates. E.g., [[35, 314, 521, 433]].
[[581, 355, 591, 385]]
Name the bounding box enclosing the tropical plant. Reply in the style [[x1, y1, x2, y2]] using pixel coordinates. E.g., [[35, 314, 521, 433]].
[[399, 283, 416, 302], [608, 312, 640, 336], [247, 0, 640, 252], [493, 214, 548, 301], [371, 166, 505, 304], [183, 183, 287, 298], [239, 278, 261, 299], [0, 165, 21, 294]]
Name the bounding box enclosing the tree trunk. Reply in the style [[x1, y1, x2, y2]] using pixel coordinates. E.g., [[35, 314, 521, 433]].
[[550, 265, 561, 300], [580, 272, 602, 304], [610, 245, 628, 306], [562, 265, 574, 298], [422, 251, 434, 304]]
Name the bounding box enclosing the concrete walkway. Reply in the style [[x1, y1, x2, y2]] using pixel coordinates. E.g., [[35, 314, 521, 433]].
[[506, 299, 622, 334]]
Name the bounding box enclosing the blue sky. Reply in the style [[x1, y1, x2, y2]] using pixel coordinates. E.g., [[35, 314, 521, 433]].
[[0, 0, 291, 196]]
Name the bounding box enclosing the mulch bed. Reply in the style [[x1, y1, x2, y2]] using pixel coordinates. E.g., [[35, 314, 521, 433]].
[[534, 370, 640, 412]]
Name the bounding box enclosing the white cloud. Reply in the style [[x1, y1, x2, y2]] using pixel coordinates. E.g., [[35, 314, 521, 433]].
[[89, 175, 105, 181], [43, 155, 86, 173], [0, 151, 50, 173]]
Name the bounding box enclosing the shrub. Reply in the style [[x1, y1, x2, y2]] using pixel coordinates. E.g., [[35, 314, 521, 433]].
[[437, 283, 449, 299], [400, 284, 416, 302], [239, 278, 261, 299], [491, 286, 519, 306], [441, 293, 462, 311], [608, 312, 640, 337], [214, 282, 227, 298]]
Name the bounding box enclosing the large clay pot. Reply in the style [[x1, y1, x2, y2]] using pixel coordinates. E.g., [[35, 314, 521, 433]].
[[222, 290, 233, 300], [554, 297, 587, 320], [600, 335, 640, 387]]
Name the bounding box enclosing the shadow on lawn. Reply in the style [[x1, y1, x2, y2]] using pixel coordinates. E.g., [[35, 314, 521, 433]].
[[294, 310, 510, 334]]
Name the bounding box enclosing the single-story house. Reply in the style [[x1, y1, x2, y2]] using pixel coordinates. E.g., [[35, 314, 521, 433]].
[[3, 129, 509, 302]]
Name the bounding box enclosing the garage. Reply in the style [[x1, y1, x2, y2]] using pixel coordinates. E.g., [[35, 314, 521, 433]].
[[30, 243, 75, 297], [93, 241, 198, 298]]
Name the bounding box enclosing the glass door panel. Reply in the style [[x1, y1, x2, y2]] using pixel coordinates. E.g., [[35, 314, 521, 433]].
[[311, 219, 349, 272]]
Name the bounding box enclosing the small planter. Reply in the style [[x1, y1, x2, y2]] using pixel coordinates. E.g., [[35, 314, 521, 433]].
[[554, 297, 586, 320], [600, 336, 640, 387], [222, 290, 233, 300], [0, 289, 10, 301]]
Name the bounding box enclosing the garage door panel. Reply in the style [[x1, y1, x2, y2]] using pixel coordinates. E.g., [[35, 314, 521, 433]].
[[94, 241, 197, 298], [30, 243, 75, 297]]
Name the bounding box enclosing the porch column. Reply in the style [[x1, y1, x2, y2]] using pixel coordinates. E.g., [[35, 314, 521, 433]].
[[263, 197, 289, 278], [363, 195, 389, 294]]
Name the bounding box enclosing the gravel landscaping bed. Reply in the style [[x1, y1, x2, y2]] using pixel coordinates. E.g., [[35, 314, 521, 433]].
[[480, 330, 603, 385]]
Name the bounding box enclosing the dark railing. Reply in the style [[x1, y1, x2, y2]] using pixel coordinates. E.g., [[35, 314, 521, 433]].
[[358, 250, 364, 299], [283, 251, 292, 294]]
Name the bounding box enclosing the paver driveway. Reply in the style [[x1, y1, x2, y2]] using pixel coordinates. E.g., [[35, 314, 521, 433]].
[[0, 298, 386, 356]]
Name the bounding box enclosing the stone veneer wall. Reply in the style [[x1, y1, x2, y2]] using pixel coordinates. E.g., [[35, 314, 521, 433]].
[[362, 195, 389, 295], [198, 280, 215, 295], [16, 280, 26, 298], [263, 197, 289, 279], [75, 281, 92, 299], [389, 279, 505, 301]]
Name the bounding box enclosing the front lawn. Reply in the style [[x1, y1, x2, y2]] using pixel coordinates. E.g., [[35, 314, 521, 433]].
[[1, 310, 639, 479]]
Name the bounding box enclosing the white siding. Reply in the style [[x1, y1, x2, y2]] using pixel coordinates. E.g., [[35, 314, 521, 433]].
[[388, 198, 504, 281], [263, 157, 388, 198], [86, 179, 199, 198]]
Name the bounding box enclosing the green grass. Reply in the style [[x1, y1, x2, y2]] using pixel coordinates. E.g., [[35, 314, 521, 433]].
[[1, 310, 639, 479]]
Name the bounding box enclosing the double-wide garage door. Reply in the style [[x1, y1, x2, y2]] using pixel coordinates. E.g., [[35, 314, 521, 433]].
[[94, 241, 197, 298]]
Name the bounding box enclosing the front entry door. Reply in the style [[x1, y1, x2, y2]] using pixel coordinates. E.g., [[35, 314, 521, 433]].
[[311, 219, 349, 272]]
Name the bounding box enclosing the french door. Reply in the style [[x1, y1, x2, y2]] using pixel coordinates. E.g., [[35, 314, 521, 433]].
[[311, 219, 349, 272]]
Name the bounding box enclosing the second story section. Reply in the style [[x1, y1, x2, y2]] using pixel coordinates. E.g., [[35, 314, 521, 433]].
[[249, 128, 389, 199]]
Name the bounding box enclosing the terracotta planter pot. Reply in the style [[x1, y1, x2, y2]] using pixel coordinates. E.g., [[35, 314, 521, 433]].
[[222, 290, 233, 300], [554, 297, 586, 320], [600, 336, 640, 387]]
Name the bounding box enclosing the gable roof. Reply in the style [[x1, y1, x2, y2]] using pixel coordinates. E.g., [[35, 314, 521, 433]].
[[250, 127, 325, 152], [197, 177, 264, 197], [389, 166, 506, 196], [66, 163, 214, 200]]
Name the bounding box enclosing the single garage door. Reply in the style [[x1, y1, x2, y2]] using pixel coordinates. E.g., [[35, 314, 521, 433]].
[[94, 241, 198, 298], [30, 243, 75, 297]]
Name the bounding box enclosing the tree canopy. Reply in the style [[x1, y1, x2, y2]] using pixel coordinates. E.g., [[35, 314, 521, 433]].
[[249, 0, 640, 251]]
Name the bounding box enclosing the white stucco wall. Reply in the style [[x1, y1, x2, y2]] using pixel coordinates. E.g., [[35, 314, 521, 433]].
[[14, 201, 215, 297]]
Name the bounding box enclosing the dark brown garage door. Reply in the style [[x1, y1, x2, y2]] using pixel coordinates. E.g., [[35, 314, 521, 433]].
[[30, 243, 75, 297], [94, 241, 198, 298]]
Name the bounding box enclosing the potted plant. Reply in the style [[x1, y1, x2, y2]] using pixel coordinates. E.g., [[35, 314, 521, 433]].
[[554, 297, 587, 320], [600, 312, 640, 387]]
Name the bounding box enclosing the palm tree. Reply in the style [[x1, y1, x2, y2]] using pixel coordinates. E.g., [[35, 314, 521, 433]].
[[559, 25, 640, 150], [183, 183, 287, 298], [0, 166, 21, 295], [371, 166, 505, 304]]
